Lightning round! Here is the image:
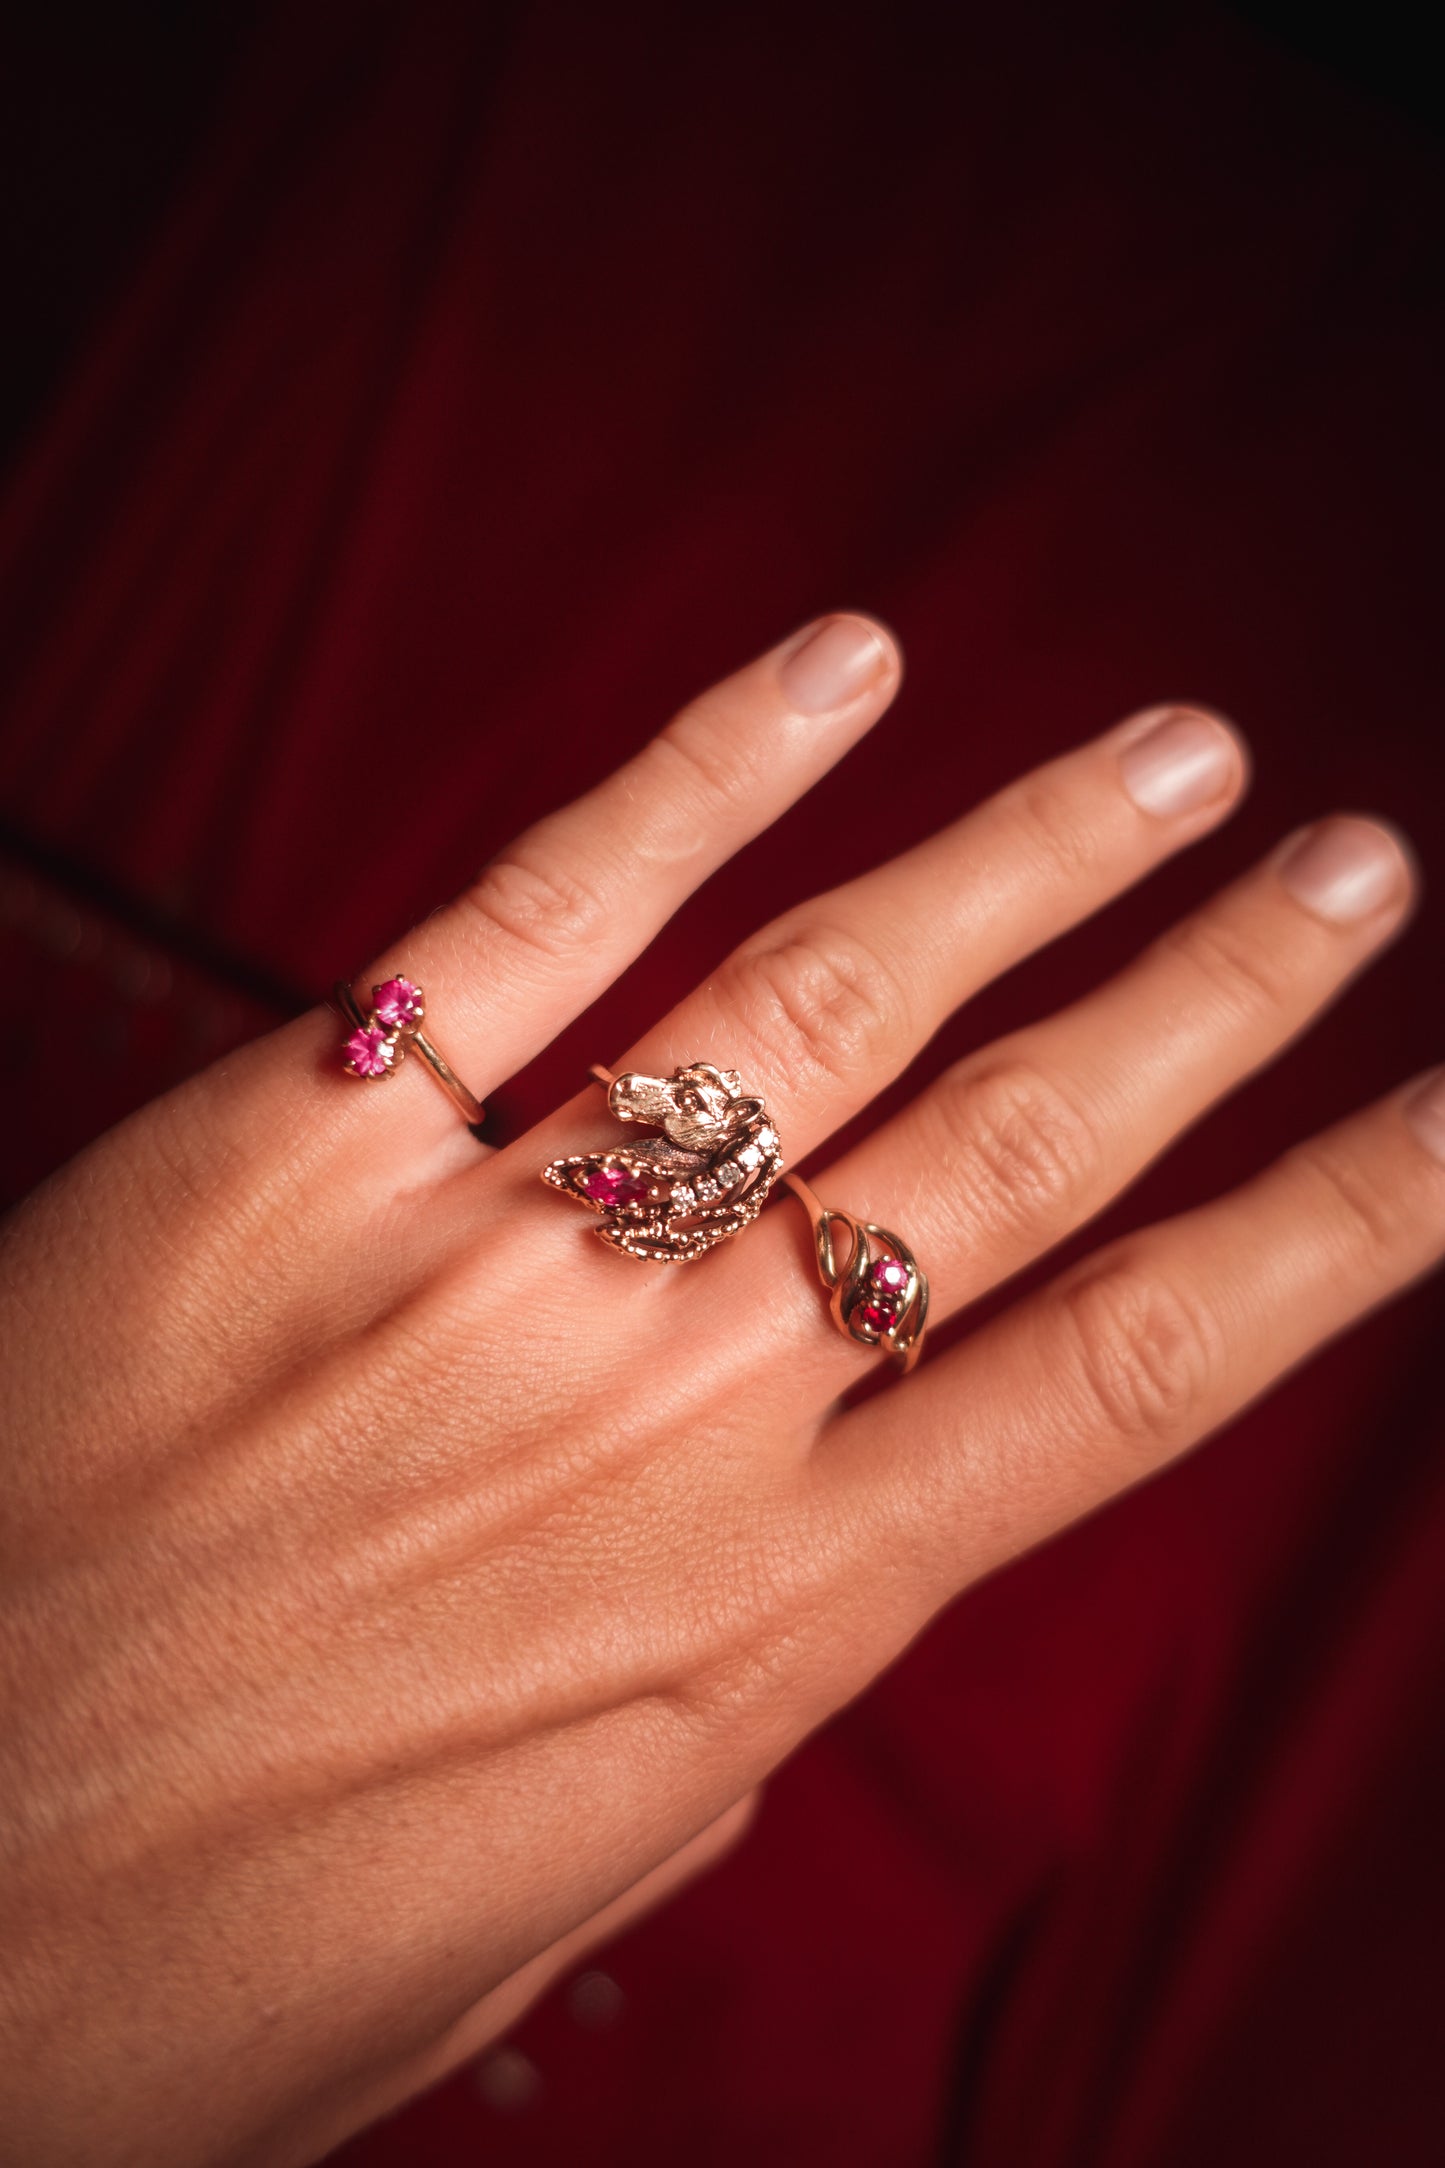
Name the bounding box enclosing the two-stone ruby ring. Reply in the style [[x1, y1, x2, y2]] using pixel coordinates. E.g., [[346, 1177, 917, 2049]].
[[335, 977, 486, 1131]]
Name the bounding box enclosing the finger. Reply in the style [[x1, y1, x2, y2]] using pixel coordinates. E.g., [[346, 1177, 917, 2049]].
[[596, 702, 1249, 1175], [342, 613, 901, 1153], [817, 1066, 1445, 1638], [753, 812, 1415, 1389], [85, 617, 900, 1391]]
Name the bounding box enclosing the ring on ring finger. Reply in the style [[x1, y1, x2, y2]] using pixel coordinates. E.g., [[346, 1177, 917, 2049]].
[[786, 1173, 929, 1372]]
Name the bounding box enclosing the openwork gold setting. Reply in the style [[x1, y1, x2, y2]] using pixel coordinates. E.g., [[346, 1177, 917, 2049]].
[[333, 976, 485, 1128], [786, 1172, 928, 1373], [542, 1061, 785, 1262]]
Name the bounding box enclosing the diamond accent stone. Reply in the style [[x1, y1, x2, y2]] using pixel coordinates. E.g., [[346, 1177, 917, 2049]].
[[541, 1060, 784, 1262]]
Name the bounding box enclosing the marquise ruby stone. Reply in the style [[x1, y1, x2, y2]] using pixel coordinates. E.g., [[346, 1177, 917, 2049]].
[[580, 1164, 651, 1208]]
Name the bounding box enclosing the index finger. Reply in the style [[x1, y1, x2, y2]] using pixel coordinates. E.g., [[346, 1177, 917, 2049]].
[[146, 613, 901, 1188], [317, 612, 901, 1159], [89, 618, 902, 1372]]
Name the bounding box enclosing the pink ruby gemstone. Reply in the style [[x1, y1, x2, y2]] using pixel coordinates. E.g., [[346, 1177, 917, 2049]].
[[580, 1164, 651, 1208], [373, 976, 423, 1029], [346, 1024, 394, 1078], [871, 1257, 910, 1296]]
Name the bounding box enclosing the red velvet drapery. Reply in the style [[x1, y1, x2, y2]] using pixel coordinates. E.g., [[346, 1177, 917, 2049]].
[[2, 7, 1442, 2162]]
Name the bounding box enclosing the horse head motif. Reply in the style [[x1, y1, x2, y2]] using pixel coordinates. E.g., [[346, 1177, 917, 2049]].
[[542, 1062, 784, 1261]]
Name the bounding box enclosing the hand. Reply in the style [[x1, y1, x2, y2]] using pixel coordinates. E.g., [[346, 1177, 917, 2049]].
[[2, 616, 1440, 2166]]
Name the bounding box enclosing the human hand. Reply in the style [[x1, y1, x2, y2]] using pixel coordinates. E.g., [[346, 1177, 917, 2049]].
[[2, 616, 1440, 2165]]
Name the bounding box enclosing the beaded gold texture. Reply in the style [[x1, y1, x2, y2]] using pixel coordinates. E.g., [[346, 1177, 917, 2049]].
[[543, 1062, 785, 1262]]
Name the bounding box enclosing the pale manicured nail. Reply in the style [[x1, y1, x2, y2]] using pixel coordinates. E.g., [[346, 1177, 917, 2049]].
[[1404, 1068, 1445, 1166], [1277, 816, 1410, 925], [1118, 708, 1241, 817], [779, 616, 889, 714]]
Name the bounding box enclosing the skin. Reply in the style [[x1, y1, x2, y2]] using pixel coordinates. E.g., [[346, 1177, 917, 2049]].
[[1, 615, 1440, 2166]]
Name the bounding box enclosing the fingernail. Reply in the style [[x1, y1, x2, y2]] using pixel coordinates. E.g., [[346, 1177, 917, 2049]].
[[1405, 1068, 1445, 1165], [1277, 816, 1411, 925], [779, 616, 889, 714], [1117, 707, 1242, 817]]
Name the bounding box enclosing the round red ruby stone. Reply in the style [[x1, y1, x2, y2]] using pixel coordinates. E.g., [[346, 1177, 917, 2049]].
[[854, 1300, 897, 1337], [373, 976, 423, 1029], [346, 1024, 394, 1078], [871, 1257, 910, 1295], [580, 1164, 651, 1208]]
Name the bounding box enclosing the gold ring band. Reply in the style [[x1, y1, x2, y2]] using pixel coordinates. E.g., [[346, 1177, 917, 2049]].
[[786, 1172, 928, 1373], [334, 977, 485, 1128]]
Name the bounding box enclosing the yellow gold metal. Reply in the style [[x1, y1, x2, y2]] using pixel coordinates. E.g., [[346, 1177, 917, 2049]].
[[785, 1171, 928, 1373], [333, 979, 486, 1128]]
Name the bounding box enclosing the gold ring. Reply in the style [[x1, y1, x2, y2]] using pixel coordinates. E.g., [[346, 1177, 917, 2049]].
[[334, 976, 485, 1128], [785, 1173, 928, 1372], [542, 1061, 784, 1261]]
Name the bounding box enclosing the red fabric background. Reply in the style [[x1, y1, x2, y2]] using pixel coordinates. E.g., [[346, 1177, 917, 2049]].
[[2, 5, 1443, 2162]]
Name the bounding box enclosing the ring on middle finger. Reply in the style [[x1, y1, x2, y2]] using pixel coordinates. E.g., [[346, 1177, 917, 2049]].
[[542, 1061, 784, 1262]]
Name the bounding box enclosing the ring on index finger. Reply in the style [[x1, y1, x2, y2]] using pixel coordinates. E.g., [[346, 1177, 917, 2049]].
[[334, 976, 486, 1130]]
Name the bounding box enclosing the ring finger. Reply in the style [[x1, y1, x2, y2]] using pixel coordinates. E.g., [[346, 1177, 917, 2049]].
[[760, 809, 1415, 1390]]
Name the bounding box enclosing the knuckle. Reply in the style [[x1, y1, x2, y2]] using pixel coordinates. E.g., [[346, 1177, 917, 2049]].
[[723, 921, 905, 1090], [929, 1058, 1099, 1245], [668, 1516, 849, 1729], [1293, 1137, 1402, 1263], [1057, 1252, 1224, 1447], [131, 1089, 260, 1242], [1005, 769, 1104, 884], [653, 693, 770, 814], [462, 848, 609, 964], [1160, 910, 1297, 1018]]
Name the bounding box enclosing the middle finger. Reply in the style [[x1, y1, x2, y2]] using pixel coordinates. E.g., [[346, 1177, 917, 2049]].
[[606, 701, 1248, 1167]]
